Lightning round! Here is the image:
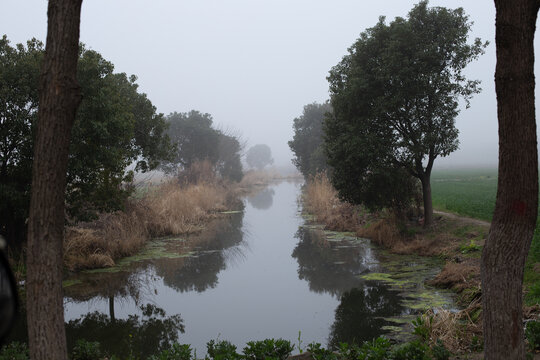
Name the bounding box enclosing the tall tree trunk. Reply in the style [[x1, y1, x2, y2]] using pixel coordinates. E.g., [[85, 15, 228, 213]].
[[26, 1, 82, 359], [482, 1, 539, 358], [420, 173, 433, 226]]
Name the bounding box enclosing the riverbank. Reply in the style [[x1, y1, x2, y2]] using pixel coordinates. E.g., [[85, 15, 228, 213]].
[[302, 173, 489, 354], [63, 169, 290, 272]]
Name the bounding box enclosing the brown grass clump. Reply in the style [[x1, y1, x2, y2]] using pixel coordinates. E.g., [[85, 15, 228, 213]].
[[423, 300, 482, 354], [427, 261, 480, 292], [64, 172, 233, 271], [304, 173, 368, 232]]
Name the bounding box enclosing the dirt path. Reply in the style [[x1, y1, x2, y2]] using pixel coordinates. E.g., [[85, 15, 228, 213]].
[[433, 209, 491, 228]]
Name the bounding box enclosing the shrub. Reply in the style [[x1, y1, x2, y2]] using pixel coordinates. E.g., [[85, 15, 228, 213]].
[[243, 339, 294, 360], [430, 339, 451, 360], [306, 342, 337, 360], [389, 340, 430, 360], [412, 315, 433, 342], [526, 320, 540, 351], [357, 337, 392, 360], [206, 340, 241, 360], [71, 339, 102, 360], [149, 343, 193, 360], [0, 342, 29, 360]]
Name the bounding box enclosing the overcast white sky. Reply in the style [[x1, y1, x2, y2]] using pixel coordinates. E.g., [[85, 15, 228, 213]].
[[2, 1, 538, 168]]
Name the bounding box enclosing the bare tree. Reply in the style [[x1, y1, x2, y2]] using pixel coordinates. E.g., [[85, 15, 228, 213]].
[[481, 0, 540, 358], [26, 0, 82, 359]]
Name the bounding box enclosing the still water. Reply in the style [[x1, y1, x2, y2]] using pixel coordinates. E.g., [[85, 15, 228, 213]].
[[10, 181, 454, 357]]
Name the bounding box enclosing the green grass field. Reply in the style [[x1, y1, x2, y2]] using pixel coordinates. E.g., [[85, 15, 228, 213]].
[[431, 168, 540, 304]]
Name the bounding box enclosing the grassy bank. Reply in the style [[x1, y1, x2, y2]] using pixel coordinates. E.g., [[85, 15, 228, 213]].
[[431, 168, 540, 305], [63, 168, 284, 272], [303, 173, 488, 354]]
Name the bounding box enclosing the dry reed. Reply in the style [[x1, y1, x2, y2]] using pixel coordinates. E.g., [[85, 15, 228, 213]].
[[64, 164, 234, 271], [303, 173, 368, 232]]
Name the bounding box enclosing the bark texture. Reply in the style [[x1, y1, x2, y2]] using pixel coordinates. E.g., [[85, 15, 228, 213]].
[[26, 0, 82, 359], [482, 1, 539, 358]]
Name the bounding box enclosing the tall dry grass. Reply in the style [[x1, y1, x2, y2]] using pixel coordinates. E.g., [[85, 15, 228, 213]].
[[64, 163, 233, 271], [304, 173, 367, 232]]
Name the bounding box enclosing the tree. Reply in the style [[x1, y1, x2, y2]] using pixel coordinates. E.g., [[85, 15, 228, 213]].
[[26, 1, 82, 359], [67, 48, 173, 220], [162, 111, 220, 173], [481, 1, 539, 358], [0, 36, 42, 246], [288, 102, 331, 177], [162, 111, 243, 182], [326, 1, 487, 225], [0, 37, 173, 243], [245, 144, 273, 170]]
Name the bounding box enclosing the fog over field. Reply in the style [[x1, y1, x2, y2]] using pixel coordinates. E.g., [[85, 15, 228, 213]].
[[3, 0, 538, 168]]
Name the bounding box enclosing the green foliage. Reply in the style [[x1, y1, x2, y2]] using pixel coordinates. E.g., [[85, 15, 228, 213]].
[[0, 342, 29, 360], [307, 342, 337, 360], [430, 339, 451, 360], [0, 36, 173, 242], [412, 315, 433, 342], [288, 102, 331, 177], [351, 337, 392, 360], [149, 343, 193, 360], [389, 340, 430, 360], [325, 2, 487, 214], [526, 321, 540, 351], [243, 338, 294, 360], [71, 339, 102, 360], [205, 340, 241, 360], [0, 36, 42, 245], [459, 239, 481, 254], [245, 144, 274, 170]]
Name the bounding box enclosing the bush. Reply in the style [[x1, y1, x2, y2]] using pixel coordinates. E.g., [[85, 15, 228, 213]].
[[526, 320, 540, 351], [0, 342, 29, 360], [71, 339, 102, 360], [389, 340, 430, 360], [306, 342, 337, 360], [412, 315, 433, 342], [243, 339, 294, 360], [357, 337, 392, 360], [430, 339, 451, 360], [150, 343, 193, 360], [206, 340, 241, 360]]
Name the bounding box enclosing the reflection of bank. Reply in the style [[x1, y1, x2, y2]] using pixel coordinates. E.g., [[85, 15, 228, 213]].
[[247, 188, 275, 210], [292, 226, 405, 348]]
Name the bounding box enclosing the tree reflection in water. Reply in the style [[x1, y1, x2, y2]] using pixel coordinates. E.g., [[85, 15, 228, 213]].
[[292, 226, 405, 348], [328, 286, 404, 348], [156, 211, 245, 293], [65, 304, 184, 359], [247, 188, 275, 210]]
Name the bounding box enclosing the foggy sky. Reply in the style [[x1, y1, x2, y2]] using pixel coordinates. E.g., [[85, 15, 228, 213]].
[[2, 1, 538, 168]]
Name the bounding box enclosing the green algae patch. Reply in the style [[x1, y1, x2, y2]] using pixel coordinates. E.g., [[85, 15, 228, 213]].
[[83, 238, 195, 274]]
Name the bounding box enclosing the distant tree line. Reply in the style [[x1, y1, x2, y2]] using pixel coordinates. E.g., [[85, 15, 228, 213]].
[[289, 1, 486, 225], [0, 35, 244, 247]]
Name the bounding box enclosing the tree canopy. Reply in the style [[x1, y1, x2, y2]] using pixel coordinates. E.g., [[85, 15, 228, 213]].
[[0, 36, 173, 244], [245, 144, 273, 170], [288, 102, 331, 177], [326, 1, 487, 223], [162, 110, 243, 182]]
